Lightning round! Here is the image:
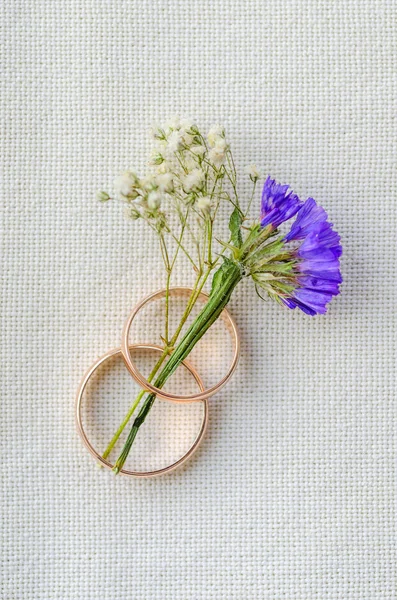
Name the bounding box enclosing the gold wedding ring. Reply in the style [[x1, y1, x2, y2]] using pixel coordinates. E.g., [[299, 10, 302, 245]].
[[75, 344, 208, 477], [121, 287, 240, 402]]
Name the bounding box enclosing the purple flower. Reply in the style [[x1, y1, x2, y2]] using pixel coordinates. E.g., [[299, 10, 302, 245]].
[[252, 179, 342, 315], [260, 176, 303, 229], [282, 198, 342, 315]]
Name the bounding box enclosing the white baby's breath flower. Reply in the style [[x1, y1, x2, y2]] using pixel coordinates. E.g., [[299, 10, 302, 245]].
[[215, 137, 227, 151], [207, 124, 224, 147], [184, 155, 197, 172], [209, 139, 227, 167], [191, 144, 206, 157], [140, 174, 157, 191], [245, 164, 260, 181], [114, 172, 138, 198], [179, 119, 195, 146], [179, 118, 194, 132], [149, 140, 167, 165], [156, 162, 168, 174], [196, 196, 212, 214], [148, 191, 162, 210], [184, 168, 205, 192], [181, 132, 194, 146], [166, 116, 181, 131], [166, 129, 184, 154], [134, 195, 146, 206], [156, 172, 174, 193]]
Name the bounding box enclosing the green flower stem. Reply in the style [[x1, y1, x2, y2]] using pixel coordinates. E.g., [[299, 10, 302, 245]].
[[244, 180, 257, 218], [113, 260, 242, 474], [102, 266, 213, 460], [102, 388, 146, 459], [164, 207, 191, 344]]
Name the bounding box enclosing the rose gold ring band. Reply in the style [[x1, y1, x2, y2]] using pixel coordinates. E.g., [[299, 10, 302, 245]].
[[121, 287, 240, 403], [75, 344, 209, 478]]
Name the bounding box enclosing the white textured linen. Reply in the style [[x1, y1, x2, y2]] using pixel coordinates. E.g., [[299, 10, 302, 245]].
[[1, 1, 396, 598]]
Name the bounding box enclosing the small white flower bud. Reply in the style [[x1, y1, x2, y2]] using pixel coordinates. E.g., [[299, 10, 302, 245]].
[[191, 144, 206, 156], [215, 138, 227, 151], [166, 116, 181, 131], [114, 172, 138, 198], [156, 163, 167, 174], [148, 191, 162, 210], [181, 132, 194, 146], [149, 152, 165, 166], [179, 118, 195, 132], [184, 168, 205, 192], [124, 205, 140, 220], [166, 129, 184, 154], [245, 164, 260, 181], [130, 207, 141, 220], [156, 172, 174, 193], [151, 125, 166, 141], [207, 124, 224, 147], [140, 174, 156, 191], [96, 190, 110, 202], [209, 144, 226, 167], [197, 196, 212, 214]]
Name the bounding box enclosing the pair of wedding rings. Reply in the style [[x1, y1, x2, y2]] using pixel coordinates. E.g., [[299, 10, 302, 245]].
[[75, 287, 240, 477]]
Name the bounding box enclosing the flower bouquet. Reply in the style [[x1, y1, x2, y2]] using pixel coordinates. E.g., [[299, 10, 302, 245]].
[[88, 118, 342, 475]]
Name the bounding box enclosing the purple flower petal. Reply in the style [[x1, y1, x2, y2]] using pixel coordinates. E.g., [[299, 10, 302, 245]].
[[297, 262, 342, 281], [260, 176, 303, 229], [282, 296, 317, 316], [284, 197, 329, 242], [293, 288, 334, 314], [298, 275, 341, 295]]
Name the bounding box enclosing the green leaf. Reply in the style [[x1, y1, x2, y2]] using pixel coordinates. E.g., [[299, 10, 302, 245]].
[[229, 207, 243, 248]]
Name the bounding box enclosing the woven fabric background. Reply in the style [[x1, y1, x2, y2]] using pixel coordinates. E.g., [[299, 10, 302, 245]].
[[1, 1, 396, 598]]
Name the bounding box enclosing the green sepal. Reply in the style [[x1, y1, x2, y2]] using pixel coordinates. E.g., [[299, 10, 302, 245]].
[[210, 256, 237, 298], [229, 207, 243, 248], [269, 280, 295, 294], [255, 261, 295, 275], [246, 237, 285, 264], [216, 237, 241, 260]]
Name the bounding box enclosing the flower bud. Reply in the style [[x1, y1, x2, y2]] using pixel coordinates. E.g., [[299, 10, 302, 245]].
[[96, 190, 110, 202], [151, 126, 166, 141], [209, 138, 228, 167], [245, 164, 260, 182], [156, 173, 174, 193], [156, 213, 167, 230], [197, 196, 212, 214], [207, 124, 225, 147], [184, 168, 205, 192], [148, 191, 162, 210], [191, 144, 206, 157], [150, 152, 165, 166], [114, 172, 139, 198], [129, 207, 141, 220], [123, 206, 140, 220]]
